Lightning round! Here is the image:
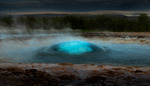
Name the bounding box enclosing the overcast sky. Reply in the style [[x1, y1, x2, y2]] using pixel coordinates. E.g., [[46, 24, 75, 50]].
[[0, 0, 150, 15]]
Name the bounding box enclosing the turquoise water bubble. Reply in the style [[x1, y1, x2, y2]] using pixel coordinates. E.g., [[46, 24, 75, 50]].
[[56, 41, 93, 55], [38, 40, 105, 56]]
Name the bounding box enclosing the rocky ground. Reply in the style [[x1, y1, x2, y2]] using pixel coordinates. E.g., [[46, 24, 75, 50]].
[[82, 32, 150, 44], [0, 63, 150, 86]]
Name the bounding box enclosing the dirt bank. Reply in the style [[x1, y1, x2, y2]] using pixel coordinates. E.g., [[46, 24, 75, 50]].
[[0, 63, 150, 86]]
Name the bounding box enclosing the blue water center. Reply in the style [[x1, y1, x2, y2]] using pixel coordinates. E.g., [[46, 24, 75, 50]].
[[37, 40, 104, 56], [56, 41, 93, 55]]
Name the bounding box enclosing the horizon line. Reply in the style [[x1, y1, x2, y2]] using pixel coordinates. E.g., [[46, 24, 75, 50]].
[[2, 10, 150, 16]]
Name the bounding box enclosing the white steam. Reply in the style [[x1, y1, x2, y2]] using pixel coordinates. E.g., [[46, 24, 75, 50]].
[[0, 30, 90, 63]]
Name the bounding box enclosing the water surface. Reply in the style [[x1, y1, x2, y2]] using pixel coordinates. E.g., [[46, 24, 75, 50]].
[[0, 34, 150, 67]]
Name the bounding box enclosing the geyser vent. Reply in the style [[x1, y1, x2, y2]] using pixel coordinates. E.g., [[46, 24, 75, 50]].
[[37, 41, 105, 56]]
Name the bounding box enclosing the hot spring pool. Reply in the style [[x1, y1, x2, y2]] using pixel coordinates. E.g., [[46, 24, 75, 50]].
[[0, 35, 150, 67], [33, 41, 150, 67]]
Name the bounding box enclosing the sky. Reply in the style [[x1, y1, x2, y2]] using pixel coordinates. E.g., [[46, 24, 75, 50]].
[[1, 0, 150, 15]]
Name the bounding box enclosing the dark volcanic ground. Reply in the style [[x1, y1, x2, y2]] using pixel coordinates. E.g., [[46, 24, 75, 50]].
[[0, 63, 150, 86]]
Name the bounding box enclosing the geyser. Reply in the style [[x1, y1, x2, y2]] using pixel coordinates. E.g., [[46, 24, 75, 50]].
[[53, 41, 93, 55], [37, 41, 104, 56]]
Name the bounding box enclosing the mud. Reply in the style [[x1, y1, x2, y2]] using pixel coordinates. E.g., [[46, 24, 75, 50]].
[[0, 63, 150, 86]]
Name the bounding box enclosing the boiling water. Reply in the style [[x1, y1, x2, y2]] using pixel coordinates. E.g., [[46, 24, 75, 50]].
[[0, 34, 150, 67]]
